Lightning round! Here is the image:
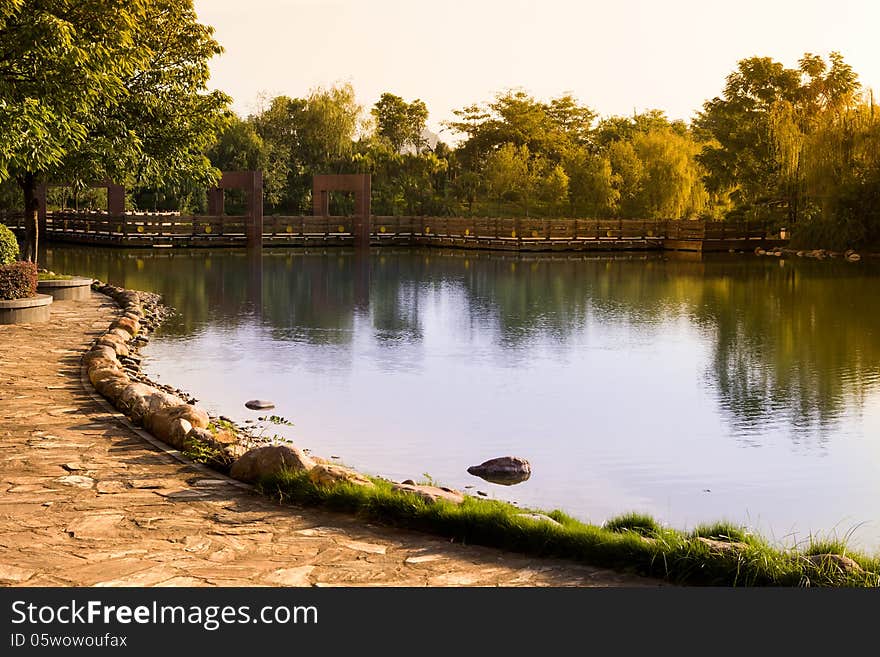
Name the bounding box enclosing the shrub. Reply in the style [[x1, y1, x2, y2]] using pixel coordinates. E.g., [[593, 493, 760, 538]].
[[0, 261, 37, 300], [0, 224, 18, 265]]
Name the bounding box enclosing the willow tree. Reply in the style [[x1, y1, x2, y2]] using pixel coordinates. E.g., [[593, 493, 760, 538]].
[[0, 0, 229, 261], [695, 52, 860, 223], [799, 99, 880, 247], [631, 127, 706, 219]]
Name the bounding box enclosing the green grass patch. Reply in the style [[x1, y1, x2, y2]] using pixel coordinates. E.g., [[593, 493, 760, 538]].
[[604, 512, 664, 538], [37, 272, 73, 281], [689, 521, 753, 544], [259, 469, 880, 587]]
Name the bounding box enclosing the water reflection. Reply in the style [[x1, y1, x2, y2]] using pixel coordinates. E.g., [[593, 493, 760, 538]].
[[45, 245, 880, 439]]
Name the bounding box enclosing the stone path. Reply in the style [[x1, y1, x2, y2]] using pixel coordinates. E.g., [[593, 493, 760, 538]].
[[0, 292, 657, 587]]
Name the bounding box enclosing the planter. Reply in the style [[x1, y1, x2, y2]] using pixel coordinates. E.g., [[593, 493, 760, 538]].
[[37, 277, 94, 301], [0, 294, 53, 324]]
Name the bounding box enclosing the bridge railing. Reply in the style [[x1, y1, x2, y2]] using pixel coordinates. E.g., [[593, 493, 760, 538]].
[[0, 211, 25, 231], [369, 216, 670, 240], [2, 212, 777, 243], [43, 212, 247, 240]]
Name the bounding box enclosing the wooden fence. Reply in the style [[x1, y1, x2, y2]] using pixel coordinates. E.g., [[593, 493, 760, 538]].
[[0, 212, 775, 250]]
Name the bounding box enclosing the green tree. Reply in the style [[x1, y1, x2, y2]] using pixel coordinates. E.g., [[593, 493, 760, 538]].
[[0, 0, 229, 261], [695, 52, 860, 223], [484, 143, 530, 214], [631, 128, 706, 218], [248, 85, 362, 211], [372, 93, 429, 154], [564, 148, 618, 216]]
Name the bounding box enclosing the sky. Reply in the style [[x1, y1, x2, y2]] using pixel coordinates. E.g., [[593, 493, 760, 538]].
[[193, 0, 880, 137]]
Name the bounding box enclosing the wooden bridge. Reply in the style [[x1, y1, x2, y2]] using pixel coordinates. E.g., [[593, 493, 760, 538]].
[[0, 211, 784, 253]]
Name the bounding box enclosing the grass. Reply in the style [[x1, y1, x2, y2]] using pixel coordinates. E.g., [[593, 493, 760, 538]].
[[37, 272, 73, 281], [689, 521, 753, 544], [258, 469, 880, 587]]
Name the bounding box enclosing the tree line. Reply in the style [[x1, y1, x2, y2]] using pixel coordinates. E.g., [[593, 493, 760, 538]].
[[1, 1, 878, 254], [208, 51, 879, 248]]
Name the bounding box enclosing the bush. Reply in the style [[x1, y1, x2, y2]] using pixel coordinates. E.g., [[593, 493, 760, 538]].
[[0, 224, 18, 265], [0, 261, 37, 300]]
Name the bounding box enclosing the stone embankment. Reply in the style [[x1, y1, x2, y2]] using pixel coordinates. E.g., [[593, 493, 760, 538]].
[[754, 246, 863, 261]]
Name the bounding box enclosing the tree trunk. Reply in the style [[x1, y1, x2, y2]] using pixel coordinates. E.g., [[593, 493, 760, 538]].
[[19, 173, 39, 264]]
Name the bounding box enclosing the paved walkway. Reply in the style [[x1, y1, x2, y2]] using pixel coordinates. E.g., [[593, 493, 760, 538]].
[[0, 292, 656, 587]]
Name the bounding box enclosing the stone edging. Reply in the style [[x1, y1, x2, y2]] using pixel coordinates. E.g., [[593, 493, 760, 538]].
[[37, 276, 95, 288], [83, 282, 467, 504], [0, 293, 53, 309]]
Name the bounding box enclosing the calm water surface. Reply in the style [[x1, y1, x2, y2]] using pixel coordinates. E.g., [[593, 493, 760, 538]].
[[45, 246, 880, 550]]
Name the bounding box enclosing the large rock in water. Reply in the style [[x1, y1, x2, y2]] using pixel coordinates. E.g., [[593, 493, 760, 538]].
[[245, 399, 275, 410], [467, 456, 531, 485], [230, 445, 315, 483]]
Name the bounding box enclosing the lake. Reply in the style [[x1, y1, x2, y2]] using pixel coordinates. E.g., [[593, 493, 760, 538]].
[[44, 245, 880, 551]]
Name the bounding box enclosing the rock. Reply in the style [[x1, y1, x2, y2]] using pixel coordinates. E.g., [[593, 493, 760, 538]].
[[166, 418, 192, 449], [87, 364, 123, 387], [797, 250, 806, 257], [392, 483, 464, 504], [695, 537, 749, 554], [754, 247, 766, 256], [516, 513, 562, 527], [107, 327, 133, 342], [401, 479, 415, 485], [146, 404, 210, 447], [467, 456, 532, 485], [847, 252, 861, 262], [93, 372, 131, 399], [804, 553, 864, 574], [130, 390, 184, 425], [307, 463, 373, 488], [230, 445, 316, 483], [89, 370, 131, 394], [86, 354, 119, 370], [115, 383, 182, 424], [110, 316, 140, 337], [245, 399, 275, 410], [83, 346, 118, 366], [189, 427, 247, 460], [96, 334, 130, 357]]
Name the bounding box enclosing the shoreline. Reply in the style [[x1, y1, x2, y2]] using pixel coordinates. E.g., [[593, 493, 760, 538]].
[[80, 280, 880, 586]]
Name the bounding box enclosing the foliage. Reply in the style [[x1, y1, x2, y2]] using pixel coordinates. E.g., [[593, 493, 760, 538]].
[[0, 0, 230, 259], [372, 93, 428, 153], [244, 85, 362, 213], [695, 52, 861, 225], [0, 260, 37, 300], [0, 224, 18, 265]]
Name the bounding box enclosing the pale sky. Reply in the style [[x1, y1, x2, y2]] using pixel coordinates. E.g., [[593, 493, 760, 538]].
[[194, 0, 880, 137]]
